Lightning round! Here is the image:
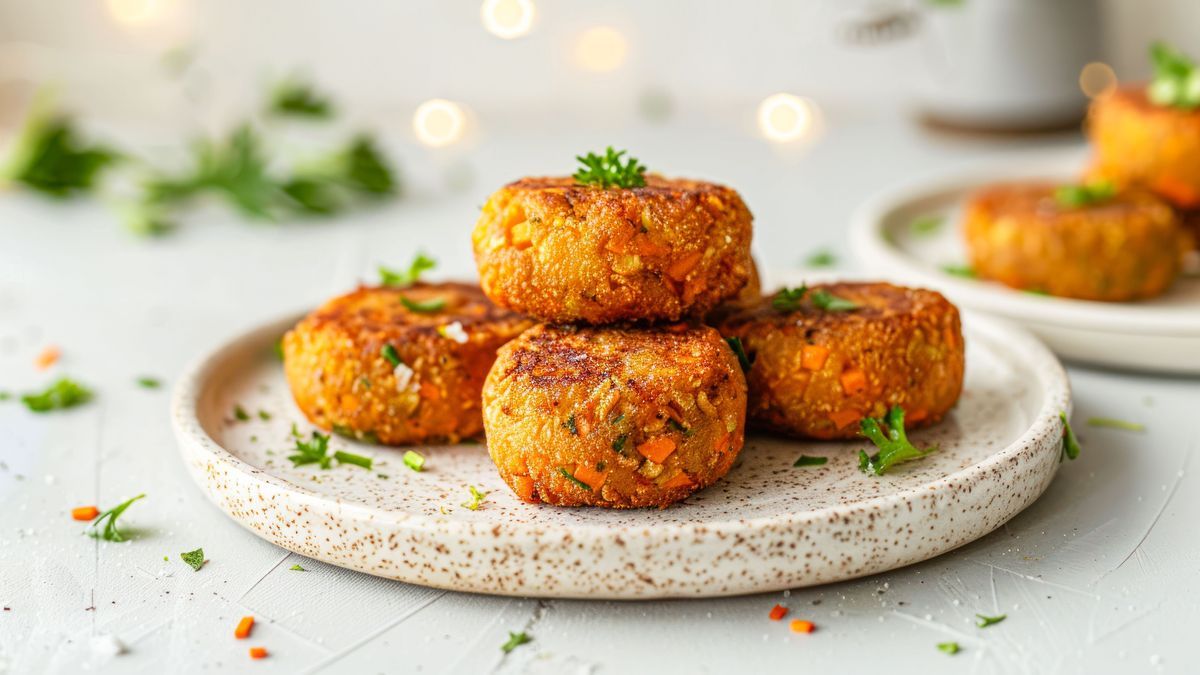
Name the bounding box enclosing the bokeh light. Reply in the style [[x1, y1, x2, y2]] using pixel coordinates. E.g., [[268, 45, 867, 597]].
[[756, 93, 816, 143], [574, 26, 628, 73], [1079, 62, 1118, 99], [480, 0, 535, 40], [105, 0, 163, 26], [412, 99, 467, 147]]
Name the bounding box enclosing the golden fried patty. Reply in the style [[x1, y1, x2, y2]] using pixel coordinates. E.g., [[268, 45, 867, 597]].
[[714, 282, 963, 440], [284, 283, 533, 445], [1087, 87, 1200, 209], [483, 323, 747, 508], [963, 182, 1185, 301], [472, 176, 754, 324]]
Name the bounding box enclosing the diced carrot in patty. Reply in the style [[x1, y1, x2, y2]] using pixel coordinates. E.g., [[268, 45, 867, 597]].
[[419, 381, 440, 401], [907, 408, 928, 423], [513, 476, 537, 502], [666, 251, 703, 281], [660, 472, 694, 489], [234, 616, 255, 639], [573, 464, 609, 491], [71, 506, 99, 521], [801, 344, 829, 371], [768, 604, 788, 621], [790, 619, 815, 633], [828, 409, 862, 430], [840, 369, 867, 395], [509, 220, 532, 248], [636, 437, 677, 463], [714, 430, 731, 454]]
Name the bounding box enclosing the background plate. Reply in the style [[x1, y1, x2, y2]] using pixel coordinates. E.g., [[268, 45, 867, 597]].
[[849, 147, 1200, 374], [173, 311, 1071, 599]]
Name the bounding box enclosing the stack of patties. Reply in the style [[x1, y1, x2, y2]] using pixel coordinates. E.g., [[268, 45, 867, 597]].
[[473, 150, 754, 507]]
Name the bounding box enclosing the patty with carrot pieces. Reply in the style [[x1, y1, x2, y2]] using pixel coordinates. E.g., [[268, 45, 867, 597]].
[[472, 176, 754, 325], [964, 182, 1185, 301], [714, 282, 963, 440], [1087, 86, 1200, 210], [482, 323, 747, 508], [283, 283, 533, 446]]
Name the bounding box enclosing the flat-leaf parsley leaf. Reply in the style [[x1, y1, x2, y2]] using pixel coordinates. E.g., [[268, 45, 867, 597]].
[[21, 378, 93, 412], [772, 285, 808, 311], [858, 406, 937, 476], [380, 252, 436, 287], [87, 494, 146, 542]]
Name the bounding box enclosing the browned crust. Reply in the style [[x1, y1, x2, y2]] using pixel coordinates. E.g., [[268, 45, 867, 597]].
[[483, 323, 747, 508], [283, 282, 534, 445], [472, 175, 754, 324], [714, 282, 964, 440]]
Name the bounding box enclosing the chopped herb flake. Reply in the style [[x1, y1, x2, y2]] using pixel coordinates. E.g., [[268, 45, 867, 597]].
[[937, 641, 960, 655], [559, 467, 592, 491], [910, 215, 945, 236], [400, 296, 447, 313], [1060, 412, 1081, 461], [858, 406, 937, 476], [257, 410, 271, 421], [573, 147, 646, 189], [379, 252, 436, 287], [333, 450, 373, 470], [1054, 180, 1115, 208], [804, 249, 837, 268], [941, 264, 976, 279], [462, 485, 488, 510], [86, 494, 145, 542], [403, 450, 425, 472], [772, 285, 808, 312], [381, 344, 401, 367], [612, 434, 628, 453], [136, 377, 161, 389], [500, 630, 532, 653], [810, 290, 859, 312], [725, 336, 753, 372], [180, 548, 205, 571], [793, 455, 828, 467], [267, 76, 334, 119], [1147, 41, 1200, 109], [233, 404, 250, 421], [1087, 417, 1144, 432], [976, 613, 1006, 628], [289, 564, 306, 572], [288, 431, 332, 469], [0, 93, 119, 198], [274, 337, 285, 361], [563, 413, 578, 436], [666, 419, 693, 436], [21, 378, 93, 412]]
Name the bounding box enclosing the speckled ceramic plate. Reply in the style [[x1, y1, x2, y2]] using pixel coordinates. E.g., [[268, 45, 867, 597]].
[[849, 146, 1200, 374], [172, 311, 1070, 599]]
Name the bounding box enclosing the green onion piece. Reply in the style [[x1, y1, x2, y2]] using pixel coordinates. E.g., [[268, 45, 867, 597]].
[[976, 613, 1006, 628], [403, 450, 425, 472], [810, 290, 859, 312], [793, 455, 828, 467], [333, 450, 373, 470], [941, 264, 976, 278], [400, 296, 447, 313], [1060, 412, 1081, 461], [558, 467, 592, 491], [1086, 417, 1144, 432], [725, 336, 753, 372], [937, 641, 960, 655], [381, 344, 401, 367], [136, 377, 161, 389]]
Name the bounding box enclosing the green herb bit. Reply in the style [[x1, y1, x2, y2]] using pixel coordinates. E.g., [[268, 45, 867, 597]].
[[380, 252, 436, 287], [666, 419, 693, 436], [500, 630, 532, 653], [937, 641, 960, 655], [274, 337, 285, 361], [804, 249, 837, 267], [811, 290, 859, 312], [772, 285, 808, 312], [858, 406, 938, 476], [288, 431, 332, 469], [86, 494, 145, 542], [1060, 412, 1081, 461], [290, 564, 307, 572], [267, 76, 334, 119], [136, 377, 161, 389], [910, 215, 945, 236], [725, 336, 753, 372], [976, 613, 1006, 628], [793, 455, 828, 467], [558, 468, 591, 491], [381, 344, 402, 367], [1147, 41, 1200, 109], [333, 450, 373, 470], [21, 378, 93, 413], [573, 146, 647, 189], [142, 124, 278, 220], [400, 296, 447, 313], [563, 413, 578, 436], [1054, 180, 1115, 208], [0, 93, 119, 197], [941, 263, 976, 278], [257, 410, 271, 421], [612, 434, 628, 453], [611, 413, 625, 426], [403, 450, 426, 472], [233, 404, 250, 422], [1086, 417, 1144, 432], [180, 547, 205, 571], [462, 485, 488, 510], [0, 391, 10, 401]]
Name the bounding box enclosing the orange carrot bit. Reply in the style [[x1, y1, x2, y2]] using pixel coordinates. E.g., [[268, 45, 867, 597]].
[[71, 506, 99, 521], [828, 408, 862, 430], [801, 345, 830, 371], [604, 226, 636, 254], [509, 220, 532, 248], [840, 369, 867, 396], [636, 437, 677, 464], [249, 647, 268, 659], [1153, 174, 1200, 208], [907, 408, 929, 424], [660, 472, 694, 490], [789, 619, 816, 633], [418, 381, 441, 401], [768, 604, 788, 621], [234, 616, 255, 639], [666, 251, 703, 281], [572, 464, 609, 491], [513, 476, 537, 502], [35, 346, 60, 370], [714, 430, 731, 454]]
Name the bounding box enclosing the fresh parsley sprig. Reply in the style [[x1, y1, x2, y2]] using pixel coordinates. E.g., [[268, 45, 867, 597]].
[[773, 285, 808, 311], [380, 253, 436, 287], [1147, 41, 1200, 109], [87, 494, 145, 542], [21, 378, 93, 413], [0, 93, 118, 197], [267, 76, 335, 119], [287, 430, 373, 470], [573, 147, 647, 189], [858, 406, 937, 476], [1054, 179, 1115, 208]]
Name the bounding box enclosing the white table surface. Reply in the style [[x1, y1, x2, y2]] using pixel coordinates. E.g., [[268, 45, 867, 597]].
[[1, 111, 1198, 675]]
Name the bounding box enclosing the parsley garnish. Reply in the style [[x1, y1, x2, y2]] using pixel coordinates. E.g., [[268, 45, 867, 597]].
[[0, 93, 118, 197], [1055, 179, 1115, 208], [86, 494, 145, 542], [804, 249, 837, 267], [462, 485, 488, 510], [559, 467, 592, 491], [400, 296, 447, 313], [290, 564, 306, 571], [1087, 417, 1144, 432], [21, 378, 93, 413], [233, 404, 250, 422], [666, 419, 693, 436], [725, 336, 753, 372], [180, 548, 206, 571], [258, 410, 271, 421], [333, 450, 373, 470], [288, 431, 332, 469], [267, 76, 334, 119], [793, 455, 828, 467], [500, 631, 532, 653], [810, 290, 859, 312], [563, 413, 579, 436], [136, 377, 161, 389], [380, 252, 436, 287], [909, 215, 944, 236], [937, 641, 960, 655], [858, 406, 937, 476], [381, 344, 402, 367], [1147, 41, 1200, 109], [772, 285, 808, 312], [1060, 412, 1081, 461], [941, 264, 976, 278], [612, 434, 628, 454], [403, 450, 425, 472], [573, 147, 646, 189], [976, 613, 1006, 628]]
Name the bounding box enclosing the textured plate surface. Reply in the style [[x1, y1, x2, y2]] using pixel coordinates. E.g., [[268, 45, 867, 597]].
[[850, 147, 1200, 374], [172, 311, 1071, 599]]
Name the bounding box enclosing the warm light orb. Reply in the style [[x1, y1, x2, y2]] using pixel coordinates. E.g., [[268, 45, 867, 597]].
[[757, 93, 815, 143], [480, 0, 535, 40], [1079, 62, 1118, 99], [105, 0, 162, 26], [574, 26, 628, 72], [412, 99, 467, 147]]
